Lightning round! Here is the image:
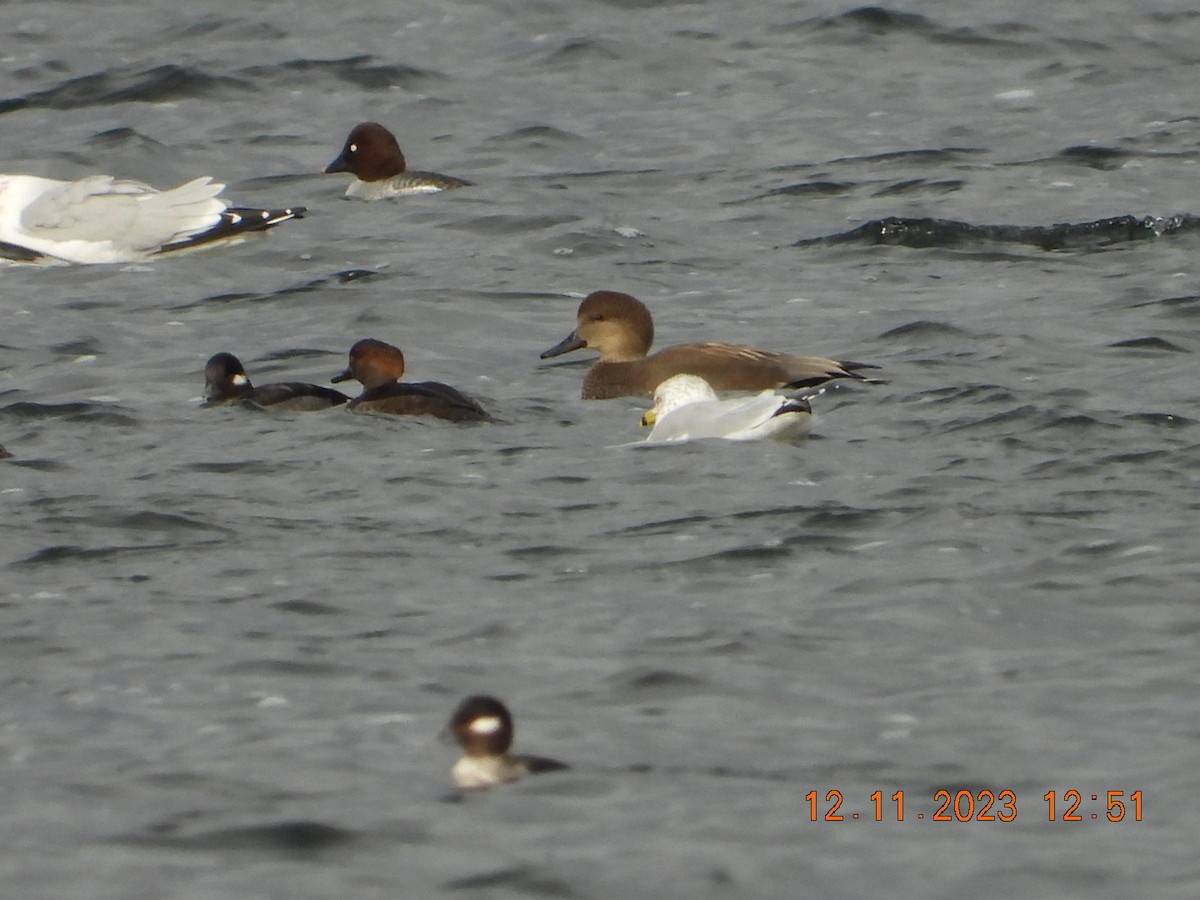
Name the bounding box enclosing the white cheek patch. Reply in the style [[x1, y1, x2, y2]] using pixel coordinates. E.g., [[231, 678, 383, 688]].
[[231, 374, 249, 386], [469, 715, 503, 735]]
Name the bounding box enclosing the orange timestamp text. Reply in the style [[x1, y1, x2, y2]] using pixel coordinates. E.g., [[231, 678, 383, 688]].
[[804, 789, 1143, 822]]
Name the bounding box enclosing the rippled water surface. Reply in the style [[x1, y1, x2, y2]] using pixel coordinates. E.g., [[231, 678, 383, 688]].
[[3, 1, 1199, 897]]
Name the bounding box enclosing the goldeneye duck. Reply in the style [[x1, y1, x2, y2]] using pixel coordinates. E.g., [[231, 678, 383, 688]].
[[322, 122, 472, 199]]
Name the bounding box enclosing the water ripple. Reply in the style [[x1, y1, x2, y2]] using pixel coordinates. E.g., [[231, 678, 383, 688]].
[[0, 64, 245, 113], [794, 213, 1200, 249]]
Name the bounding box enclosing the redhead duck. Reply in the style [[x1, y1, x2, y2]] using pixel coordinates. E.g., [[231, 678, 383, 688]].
[[332, 339, 489, 422]]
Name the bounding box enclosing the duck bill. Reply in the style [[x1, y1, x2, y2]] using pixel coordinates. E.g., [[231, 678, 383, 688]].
[[539, 331, 587, 359], [331, 367, 353, 384], [322, 152, 349, 175]]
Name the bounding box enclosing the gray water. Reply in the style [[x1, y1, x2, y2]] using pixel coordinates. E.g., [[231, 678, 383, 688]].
[[2, 1, 1198, 897]]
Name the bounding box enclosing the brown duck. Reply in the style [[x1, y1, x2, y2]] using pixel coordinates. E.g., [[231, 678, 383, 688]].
[[540, 290, 880, 399], [332, 338, 489, 422]]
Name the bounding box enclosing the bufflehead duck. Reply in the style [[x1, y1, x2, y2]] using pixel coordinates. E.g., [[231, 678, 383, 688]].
[[331, 338, 489, 422], [204, 352, 348, 411], [540, 291, 880, 399], [322, 122, 472, 199], [443, 695, 568, 790]]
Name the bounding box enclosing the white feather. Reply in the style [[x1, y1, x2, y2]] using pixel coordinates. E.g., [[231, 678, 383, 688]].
[[645, 374, 813, 443]]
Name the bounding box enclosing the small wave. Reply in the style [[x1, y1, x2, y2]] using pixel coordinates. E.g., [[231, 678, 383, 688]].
[[483, 125, 586, 149], [270, 599, 346, 616], [830, 147, 987, 167], [219, 659, 358, 677], [536, 36, 623, 67], [16, 542, 211, 567], [119, 819, 358, 854], [1122, 412, 1193, 429], [1127, 294, 1200, 317], [505, 543, 581, 560], [0, 64, 245, 113], [787, 5, 1045, 53], [187, 460, 294, 474], [879, 320, 973, 341], [85, 127, 168, 152], [153, 15, 287, 42], [916, 383, 1019, 407], [794, 214, 1200, 250], [1052, 145, 1135, 171], [75, 509, 233, 536], [600, 666, 712, 702], [174, 269, 385, 309], [753, 181, 856, 201], [255, 346, 346, 364], [1108, 336, 1189, 352], [0, 401, 138, 426], [441, 213, 583, 236], [735, 149, 980, 204], [588, 0, 702, 9], [442, 865, 576, 896], [872, 177, 964, 197], [237, 55, 444, 90]]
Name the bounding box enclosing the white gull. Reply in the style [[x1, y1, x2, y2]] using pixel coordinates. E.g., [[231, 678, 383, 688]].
[[642, 374, 814, 443], [0, 174, 304, 264]]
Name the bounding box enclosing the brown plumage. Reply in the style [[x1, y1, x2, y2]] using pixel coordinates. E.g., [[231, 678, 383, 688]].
[[332, 338, 489, 422], [540, 290, 880, 399], [322, 122, 472, 197]]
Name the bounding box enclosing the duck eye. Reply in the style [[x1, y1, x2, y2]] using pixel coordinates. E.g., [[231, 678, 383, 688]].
[[348, 143, 358, 154]]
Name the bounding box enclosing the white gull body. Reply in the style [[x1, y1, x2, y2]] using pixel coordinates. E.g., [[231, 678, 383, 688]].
[[644, 374, 813, 443], [0, 174, 303, 264]]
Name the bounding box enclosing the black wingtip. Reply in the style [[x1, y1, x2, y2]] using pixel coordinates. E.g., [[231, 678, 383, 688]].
[[0, 240, 46, 263], [157, 205, 307, 255]]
